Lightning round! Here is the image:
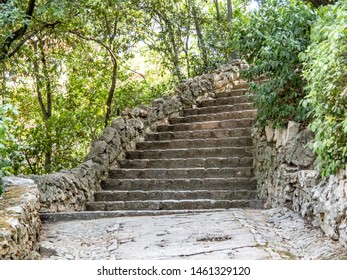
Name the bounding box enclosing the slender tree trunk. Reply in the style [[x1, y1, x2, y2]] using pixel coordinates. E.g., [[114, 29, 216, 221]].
[[69, 30, 119, 126], [38, 39, 53, 171], [214, 0, 220, 23], [183, 0, 191, 78], [192, 6, 208, 71], [227, 0, 233, 22], [32, 39, 53, 172], [38, 39, 52, 119], [32, 41, 49, 121], [1, 63, 6, 104], [165, 19, 183, 82], [184, 34, 191, 78], [105, 59, 118, 126]]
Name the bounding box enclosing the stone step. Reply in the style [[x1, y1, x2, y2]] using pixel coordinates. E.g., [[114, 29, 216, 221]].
[[146, 128, 252, 141], [119, 157, 253, 169], [85, 199, 262, 211], [170, 110, 256, 124], [183, 103, 254, 116], [94, 190, 257, 202], [232, 81, 250, 89], [126, 147, 253, 160], [199, 96, 252, 107], [156, 118, 255, 132], [137, 137, 252, 150], [215, 89, 248, 98], [101, 177, 257, 191], [40, 209, 228, 223], [108, 167, 253, 179]]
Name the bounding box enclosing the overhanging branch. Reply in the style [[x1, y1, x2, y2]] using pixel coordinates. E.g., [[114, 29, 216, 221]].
[[0, 0, 36, 61]]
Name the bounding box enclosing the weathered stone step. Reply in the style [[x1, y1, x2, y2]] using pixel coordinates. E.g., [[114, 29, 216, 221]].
[[215, 89, 248, 98], [85, 199, 262, 211], [119, 157, 253, 169], [40, 209, 227, 223], [183, 103, 254, 116], [101, 177, 257, 191], [232, 81, 250, 89], [146, 128, 252, 141], [94, 190, 257, 201], [170, 110, 256, 124], [126, 147, 253, 159], [108, 167, 253, 179], [199, 96, 252, 107], [156, 118, 255, 132], [137, 137, 252, 150]]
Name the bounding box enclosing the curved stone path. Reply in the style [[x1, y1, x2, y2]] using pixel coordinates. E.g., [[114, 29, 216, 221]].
[[38, 207, 347, 260]]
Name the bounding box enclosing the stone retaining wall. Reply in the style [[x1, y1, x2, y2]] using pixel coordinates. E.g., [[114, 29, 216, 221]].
[[27, 59, 249, 213], [0, 177, 41, 259], [253, 122, 347, 247]]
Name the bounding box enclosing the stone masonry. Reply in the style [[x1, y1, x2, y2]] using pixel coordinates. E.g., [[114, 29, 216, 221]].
[[0, 177, 41, 259], [253, 122, 347, 248]]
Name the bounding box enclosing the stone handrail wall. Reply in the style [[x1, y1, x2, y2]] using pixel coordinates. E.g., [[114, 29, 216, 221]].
[[0, 177, 41, 259], [26, 59, 249, 213], [253, 122, 347, 247]]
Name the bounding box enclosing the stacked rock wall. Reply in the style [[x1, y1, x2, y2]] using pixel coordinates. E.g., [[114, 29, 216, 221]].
[[24, 60, 249, 213], [254, 122, 347, 247], [0, 177, 41, 259]]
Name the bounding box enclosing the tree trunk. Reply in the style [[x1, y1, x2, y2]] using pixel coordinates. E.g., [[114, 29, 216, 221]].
[[214, 0, 221, 23], [105, 59, 118, 126], [184, 34, 191, 78], [1, 63, 6, 104], [192, 6, 208, 71], [32, 39, 53, 172], [32, 40, 49, 122], [227, 0, 233, 22], [38, 39, 53, 171], [39, 39, 52, 119], [166, 20, 183, 82]]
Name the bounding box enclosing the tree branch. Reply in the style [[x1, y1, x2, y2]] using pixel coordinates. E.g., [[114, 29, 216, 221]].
[[69, 30, 117, 64], [119, 63, 147, 81], [6, 22, 60, 59], [0, 0, 36, 61]]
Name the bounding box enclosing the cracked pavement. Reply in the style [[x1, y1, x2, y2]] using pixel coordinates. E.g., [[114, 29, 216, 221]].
[[38, 207, 347, 260]]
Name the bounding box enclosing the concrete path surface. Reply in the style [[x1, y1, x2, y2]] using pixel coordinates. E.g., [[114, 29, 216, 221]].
[[38, 207, 347, 260]]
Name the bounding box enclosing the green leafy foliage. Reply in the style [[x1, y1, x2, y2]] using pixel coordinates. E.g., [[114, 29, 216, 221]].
[[239, 0, 316, 128], [302, 0, 347, 175], [0, 104, 20, 194]]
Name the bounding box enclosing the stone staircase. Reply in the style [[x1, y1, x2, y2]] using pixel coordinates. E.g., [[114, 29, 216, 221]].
[[85, 82, 262, 212]]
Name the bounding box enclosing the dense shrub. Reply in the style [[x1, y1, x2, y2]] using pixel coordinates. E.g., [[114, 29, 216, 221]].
[[239, 0, 316, 128], [301, 0, 347, 175]]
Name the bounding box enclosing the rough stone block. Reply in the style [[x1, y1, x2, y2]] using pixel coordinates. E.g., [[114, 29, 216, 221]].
[[285, 121, 300, 145], [265, 125, 274, 142], [274, 128, 287, 148]]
